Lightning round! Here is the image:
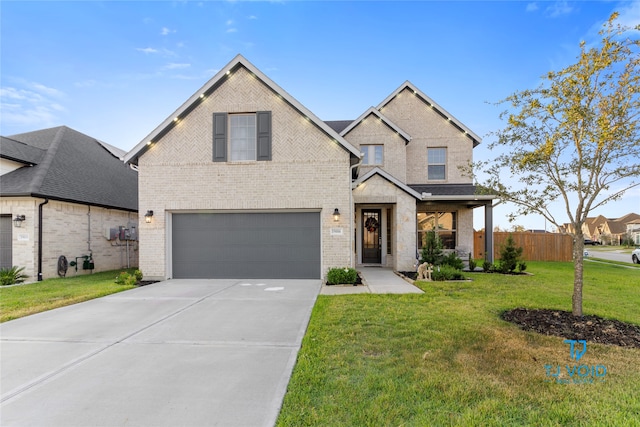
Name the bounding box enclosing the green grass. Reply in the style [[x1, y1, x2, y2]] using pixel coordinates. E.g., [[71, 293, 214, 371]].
[[277, 262, 640, 426], [0, 269, 138, 322]]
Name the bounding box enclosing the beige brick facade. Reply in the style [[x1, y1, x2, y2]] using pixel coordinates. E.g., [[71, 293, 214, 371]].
[[138, 67, 353, 280], [1, 198, 138, 280], [379, 88, 475, 184], [343, 114, 407, 182]]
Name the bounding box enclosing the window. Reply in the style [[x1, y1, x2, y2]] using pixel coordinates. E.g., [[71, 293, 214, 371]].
[[362, 145, 383, 165], [213, 111, 271, 162], [428, 148, 446, 180], [417, 211, 457, 250], [230, 114, 256, 161]]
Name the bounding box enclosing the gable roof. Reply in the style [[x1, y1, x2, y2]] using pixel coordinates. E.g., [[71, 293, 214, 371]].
[[124, 54, 361, 165], [1, 126, 138, 211], [377, 81, 482, 147], [325, 120, 353, 134], [354, 167, 422, 199], [340, 107, 411, 144]]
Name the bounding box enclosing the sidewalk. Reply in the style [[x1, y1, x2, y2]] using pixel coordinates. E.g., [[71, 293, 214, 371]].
[[321, 267, 423, 295]]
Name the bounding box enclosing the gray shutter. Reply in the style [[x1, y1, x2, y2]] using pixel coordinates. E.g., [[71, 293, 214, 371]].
[[256, 111, 272, 161], [213, 113, 227, 162]]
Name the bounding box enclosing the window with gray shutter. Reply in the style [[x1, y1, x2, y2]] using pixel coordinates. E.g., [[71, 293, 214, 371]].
[[213, 113, 228, 162], [213, 111, 271, 162]]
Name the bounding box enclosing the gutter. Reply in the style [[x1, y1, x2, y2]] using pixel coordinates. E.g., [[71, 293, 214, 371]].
[[38, 198, 49, 281]]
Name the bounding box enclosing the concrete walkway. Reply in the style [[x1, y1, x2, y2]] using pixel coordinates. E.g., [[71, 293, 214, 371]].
[[1, 279, 320, 427], [321, 267, 423, 295]]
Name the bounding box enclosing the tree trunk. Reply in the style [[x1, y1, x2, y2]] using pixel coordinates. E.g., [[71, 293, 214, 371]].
[[572, 233, 585, 317]]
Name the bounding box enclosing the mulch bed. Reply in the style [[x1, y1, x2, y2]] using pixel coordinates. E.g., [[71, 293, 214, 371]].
[[137, 280, 160, 287], [502, 308, 640, 349]]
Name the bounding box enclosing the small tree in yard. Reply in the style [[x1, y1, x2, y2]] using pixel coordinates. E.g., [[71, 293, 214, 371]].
[[420, 230, 444, 266], [498, 234, 524, 274], [471, 14, 640, 316]]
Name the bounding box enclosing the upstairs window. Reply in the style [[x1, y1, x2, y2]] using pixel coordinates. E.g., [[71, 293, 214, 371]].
[[362, 145, 383, 165], [230, 114, 256, 161], [427, 147, 446, 180], [213, 111, 271, 162]]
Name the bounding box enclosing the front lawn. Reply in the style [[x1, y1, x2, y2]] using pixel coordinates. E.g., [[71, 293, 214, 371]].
[[277, 261, 640, 426], [0, 269, 138, 322]]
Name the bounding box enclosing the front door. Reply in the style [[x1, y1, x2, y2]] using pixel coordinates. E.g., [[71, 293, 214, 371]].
[[362, 209, 381, 264]]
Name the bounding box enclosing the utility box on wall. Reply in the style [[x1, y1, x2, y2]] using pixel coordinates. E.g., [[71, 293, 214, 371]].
[[104, 227, 118, 241]]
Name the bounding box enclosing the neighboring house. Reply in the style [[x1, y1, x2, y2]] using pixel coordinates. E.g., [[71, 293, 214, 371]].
[[627, 219, 640, 245], [1, 126, 139, 280], [566, 213, 640, 244], [124, 55, 495, 280]]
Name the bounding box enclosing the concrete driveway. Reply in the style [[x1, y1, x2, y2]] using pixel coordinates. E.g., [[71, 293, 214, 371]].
[[0, 279, 321, 427]]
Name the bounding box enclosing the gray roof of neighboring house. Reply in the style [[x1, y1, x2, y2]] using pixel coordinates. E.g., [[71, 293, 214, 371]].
[[1, 126, 138, 211]]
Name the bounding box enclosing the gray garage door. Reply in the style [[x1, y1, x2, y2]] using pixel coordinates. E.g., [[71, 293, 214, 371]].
[[172, 212, 321, 279]]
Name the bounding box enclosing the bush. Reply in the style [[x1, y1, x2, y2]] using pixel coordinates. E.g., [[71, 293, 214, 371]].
[[431, 265, 466, 281], [420, 230, 444, 266], [0, 266, 29, 286], [115, 271, 138, 286], [517, 261, 527, 273], [498, 234, 524, 274], [134, 269, 143, 281], [482, 259, 494, 273], [326, 267, 358, 285], [442, 252, 464, 270], [468, 253, 477, 271]]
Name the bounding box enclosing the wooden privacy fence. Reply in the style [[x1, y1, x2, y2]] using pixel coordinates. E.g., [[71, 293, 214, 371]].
[[474, 231, 573, 262]]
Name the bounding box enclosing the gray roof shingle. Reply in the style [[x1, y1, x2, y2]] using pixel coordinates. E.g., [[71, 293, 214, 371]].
[[1, 126, 138, 211], [408, 183, 478, 196]]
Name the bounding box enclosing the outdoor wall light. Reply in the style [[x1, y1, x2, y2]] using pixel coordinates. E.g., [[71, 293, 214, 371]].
[[333, 208, 340, 222], [144, 210, 154, 224], [13, 214, 25, 228]]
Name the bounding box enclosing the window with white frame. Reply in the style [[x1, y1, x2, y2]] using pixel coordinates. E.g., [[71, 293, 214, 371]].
[[427, 147, 446, 180], [362, 145, 383, 165], [229, 114, 257, 161]]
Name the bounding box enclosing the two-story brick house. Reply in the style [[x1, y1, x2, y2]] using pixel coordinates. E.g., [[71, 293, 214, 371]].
[[124, 55, 495, 280]]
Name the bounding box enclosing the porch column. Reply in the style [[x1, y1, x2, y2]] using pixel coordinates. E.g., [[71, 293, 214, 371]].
[[484, 203, 494, 263]]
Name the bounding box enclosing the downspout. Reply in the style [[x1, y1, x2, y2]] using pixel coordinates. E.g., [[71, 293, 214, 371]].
[[349, 157, 363, 267], [38, 198, 49, 281], [87, 205, 91, 253]]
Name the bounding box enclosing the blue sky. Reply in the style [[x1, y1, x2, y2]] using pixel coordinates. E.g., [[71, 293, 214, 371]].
[[1, 1, 639, 230]]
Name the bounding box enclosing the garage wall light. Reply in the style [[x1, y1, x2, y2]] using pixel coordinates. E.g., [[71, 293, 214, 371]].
[[13, 214, 26, 228], [144, 210, 154, 224], [333, 208, 340, 222]]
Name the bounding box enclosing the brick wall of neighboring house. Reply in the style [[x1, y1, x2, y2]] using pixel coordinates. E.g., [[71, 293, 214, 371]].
[[1, 198, 138, 280], [379, 88, 475, 184], [138, 67, 353, 280], [343, 114, 407, 182], [353, 174, 417, 271]]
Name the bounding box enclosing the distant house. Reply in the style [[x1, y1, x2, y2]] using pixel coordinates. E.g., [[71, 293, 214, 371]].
[[0, 126, 139, 280], [565, 213, 640, 245], [124, 55, 496, 280]]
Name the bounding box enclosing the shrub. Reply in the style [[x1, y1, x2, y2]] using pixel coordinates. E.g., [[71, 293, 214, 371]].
[[326, 267, 358, 285], [517, 261, 527, 273], [134, 269, 143, 281], [420, 230, 444, 266], [115, 271, 138, 287], [0, 266, 29, 286], [431, 265, 466, 281], [482, 259, 494, 273], [498, 234, 524, 274], [468, 253, 477, 271], [442, 252, 464, 270]]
